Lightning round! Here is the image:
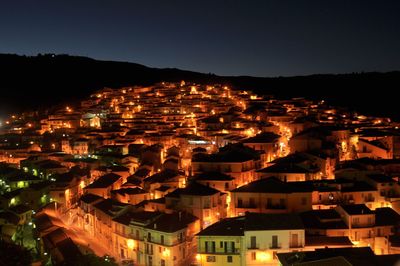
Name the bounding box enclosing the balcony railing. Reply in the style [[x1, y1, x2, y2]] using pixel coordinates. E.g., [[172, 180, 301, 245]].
[[237, 204, 257, 209], [198, 248, 240, 254], [247, 244, 259, 250], [266, 204, 286, 210], [269, 243, 282, 249]]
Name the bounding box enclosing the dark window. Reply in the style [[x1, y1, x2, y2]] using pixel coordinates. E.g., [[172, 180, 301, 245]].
[[301, 197, 307, 205], [250, 236, 257, 249], [206, 256, 216, 262], [279, 198, 285, 207], [237, 198, 243, 208], [267, 198, 272, 207], [272, 235, 278, 248], [249, 197, 255, 207]]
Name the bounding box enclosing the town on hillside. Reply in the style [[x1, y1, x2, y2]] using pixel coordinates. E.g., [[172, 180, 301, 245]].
[[1, 82, 400, 266]]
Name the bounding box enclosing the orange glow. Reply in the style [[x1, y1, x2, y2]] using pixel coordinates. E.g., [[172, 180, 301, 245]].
[[127, 239, 135, 249], [258, 252, 271, 261], [162, 249, 170, 257]]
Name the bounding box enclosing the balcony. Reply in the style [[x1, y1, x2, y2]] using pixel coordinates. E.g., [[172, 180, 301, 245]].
[[289, 244, 303, 248], [237, 204, 257, 209], [269, 243, 281, 249], [247, 244, 259, 250], [265, 204, 286, 210], [144, 248, 154, 255], [198, 248, 240, 255], [128, 233, 143, 241]]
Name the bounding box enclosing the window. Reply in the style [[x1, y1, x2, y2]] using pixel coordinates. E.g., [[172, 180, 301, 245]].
[[225, 182, 229, 190], [220, 241, 224, 248], [272, 235, 278, 248], [249, 197, 255, 207], [251, 252, 256, 261], [237, 198, 243, 207], [161, 259, 165, 266], [206, 256, 216, 262], [301, 197, 307, 205], [267, 198, 272, 207], [204, 198, 211, 208], [161, 235, 164, 245], [206, 241, 216, 253], [353, 217, 360, 225], [291, 233, 299, 247], [279, 198, 286, 207], [227, 256, 233, 263], [250, 236, 257, 249]]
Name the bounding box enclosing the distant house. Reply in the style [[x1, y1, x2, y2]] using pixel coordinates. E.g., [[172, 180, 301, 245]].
[[84, 173, 123, 198]]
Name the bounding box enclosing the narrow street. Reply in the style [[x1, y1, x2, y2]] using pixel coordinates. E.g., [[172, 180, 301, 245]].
[[58, 208, 112, 258]]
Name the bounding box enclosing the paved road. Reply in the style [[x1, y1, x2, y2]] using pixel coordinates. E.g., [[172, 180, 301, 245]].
[[58, 208, 112, 258]]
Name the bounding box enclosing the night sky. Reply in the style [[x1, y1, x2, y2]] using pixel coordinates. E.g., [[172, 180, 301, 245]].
[[1, 0, 400, 76]]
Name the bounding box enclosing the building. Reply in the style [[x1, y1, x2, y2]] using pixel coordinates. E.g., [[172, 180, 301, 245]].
[[165, 182, 227, 228], [196, 212, 305, 266], [230, 177, 312, 217], [111, 210, 200, 265]]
